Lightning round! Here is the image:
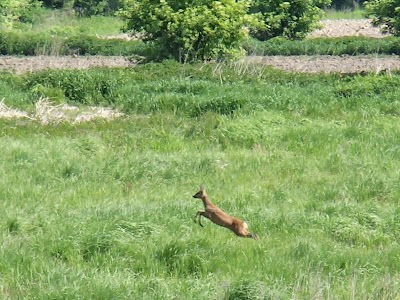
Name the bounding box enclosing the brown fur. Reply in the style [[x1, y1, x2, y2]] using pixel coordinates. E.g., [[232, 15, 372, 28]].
[[193, 186, 257, 239]]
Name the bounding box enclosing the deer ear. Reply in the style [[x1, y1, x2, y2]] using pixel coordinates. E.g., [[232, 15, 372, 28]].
[[200, 185, 205, 192]]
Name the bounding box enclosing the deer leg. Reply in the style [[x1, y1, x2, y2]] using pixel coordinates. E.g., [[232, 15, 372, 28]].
[[194, 210, 205, 227], [246, 233, 258, 239]]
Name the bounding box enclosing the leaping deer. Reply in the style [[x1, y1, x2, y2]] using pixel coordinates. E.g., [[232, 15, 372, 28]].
[[193, 186, 257, 239]]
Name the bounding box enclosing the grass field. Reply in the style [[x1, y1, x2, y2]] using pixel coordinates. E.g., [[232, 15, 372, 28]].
[[10, 9, 124, 36], [322, 8, 365, 20], [1, 62, 400, 298]]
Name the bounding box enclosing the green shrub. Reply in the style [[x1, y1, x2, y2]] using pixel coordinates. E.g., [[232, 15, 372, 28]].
[[250, 0, 331, 40], [365, 0, 400, 36], [120, 0, 261, 61]]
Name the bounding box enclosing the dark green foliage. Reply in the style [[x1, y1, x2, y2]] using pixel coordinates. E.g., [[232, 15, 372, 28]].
[[365, 0, 400, 36], [190, 96, 248, 117], [331, 0, 366, 9], [73, 0, 112, 16], [6, 218, 20, 233], [41, 0, 71, 8], [41, 0, 120, 14], [226, 281, 261, 300]]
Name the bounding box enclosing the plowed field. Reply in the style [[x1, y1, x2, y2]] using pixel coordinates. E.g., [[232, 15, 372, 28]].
[[0, 19, 396, 74]]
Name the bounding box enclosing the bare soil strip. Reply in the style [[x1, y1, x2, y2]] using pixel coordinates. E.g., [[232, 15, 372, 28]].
[[246, 55, 400, 73], [0, 56, 134, 74], [2, 55, 399, 74], [307, 19, 390, 39]]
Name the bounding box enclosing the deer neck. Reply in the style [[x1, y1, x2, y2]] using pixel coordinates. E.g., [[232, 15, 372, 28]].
[[201, 195, 213, 208]]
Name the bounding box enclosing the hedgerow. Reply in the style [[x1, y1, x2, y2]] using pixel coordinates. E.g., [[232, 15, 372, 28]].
[[0, 31, 147, 56], [245, 36, 400, 55], [1, 30, 400, 57]]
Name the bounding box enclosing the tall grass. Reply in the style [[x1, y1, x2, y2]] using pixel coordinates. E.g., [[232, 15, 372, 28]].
[[0, 31, 148, 56], [9, 8, 124, 36], [2, 63, 400, 298], [322, 8, 366, 20]]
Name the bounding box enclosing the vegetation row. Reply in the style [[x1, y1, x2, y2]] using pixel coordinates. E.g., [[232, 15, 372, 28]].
[[3, 61, 400, 119], [2, 0, 399, 61], [1, 30, 400, 57], [0, 31, 146, 56]]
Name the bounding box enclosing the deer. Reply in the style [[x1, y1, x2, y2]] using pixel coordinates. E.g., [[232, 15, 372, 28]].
[[192, 186, 257, 239]]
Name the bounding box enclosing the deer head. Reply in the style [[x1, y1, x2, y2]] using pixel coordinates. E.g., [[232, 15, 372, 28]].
[[193, 185, 206, 199]]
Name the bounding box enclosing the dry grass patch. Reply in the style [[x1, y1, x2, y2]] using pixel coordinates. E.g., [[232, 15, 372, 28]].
[[0, 98, 123, 124], [0, 98, 31, 120]]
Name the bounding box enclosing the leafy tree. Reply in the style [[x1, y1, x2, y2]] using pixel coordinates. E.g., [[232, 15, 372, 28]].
[[250, 0, 331, 40], [0, 0, 42, 27], [365, 0, 400, 36], [120, 0, 263, 61]]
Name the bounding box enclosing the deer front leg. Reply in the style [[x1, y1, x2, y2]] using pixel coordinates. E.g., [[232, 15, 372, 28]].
[[194, 210, 205, 227]]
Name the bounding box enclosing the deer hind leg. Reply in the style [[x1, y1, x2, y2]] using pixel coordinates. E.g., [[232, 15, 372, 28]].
[[246, 233, 258, 239], [235, 230, 258, 239], [194, 210, 205, 227], [235, 222, 258, 239]]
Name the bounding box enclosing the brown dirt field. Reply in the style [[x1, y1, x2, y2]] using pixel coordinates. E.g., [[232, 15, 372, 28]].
[[307, 19, 390, 38], [0, 56, 134, 74], [0, 20, 396, 74], [246, 55, 400, 73]]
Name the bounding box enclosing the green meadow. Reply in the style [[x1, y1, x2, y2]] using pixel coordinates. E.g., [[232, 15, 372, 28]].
[[1, 62, 400, 298]]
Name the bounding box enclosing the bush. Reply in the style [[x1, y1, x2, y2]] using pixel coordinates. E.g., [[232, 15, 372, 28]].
[[120, 0, 262, 61], [250, 0, 331, 40], [365, 0, 400, 36]]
